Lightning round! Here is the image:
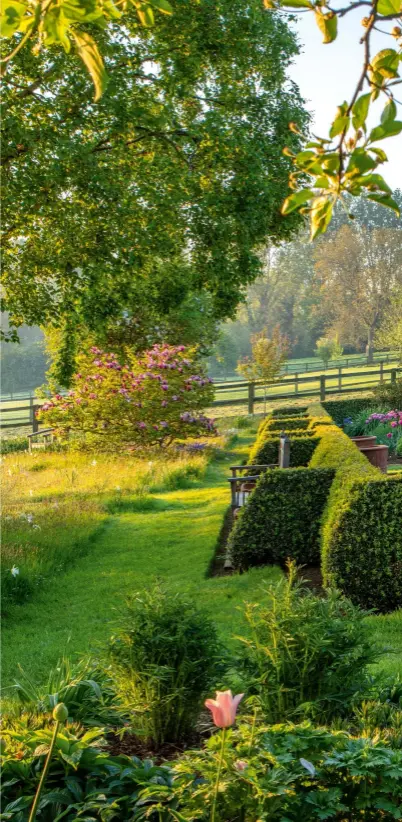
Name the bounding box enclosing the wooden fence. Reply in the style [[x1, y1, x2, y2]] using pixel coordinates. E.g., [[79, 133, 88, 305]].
[[1, 364, 401, 431], [212, 364, 402, 414]]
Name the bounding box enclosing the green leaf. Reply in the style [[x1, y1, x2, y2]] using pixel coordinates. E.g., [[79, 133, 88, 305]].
[[313, 176, 330, 189], [371, 48, 399, 79], [0, 0, 27, 36], [369, 121, 402, 142], [352, 93, 371, 130], [136, 4, 155, 25], [367, 193, 401, 215], [150, 0, 173, 12], [377, 0, 400, 15], [357, 173, 391, 193], [314, 10, 338, 44], [281, 0, 313, 6], [368, 146, 388, 163], [329, 115, 349, 139], [281, 189, 315, 215], [347, 149, 377, 174], [310, 196, 333, 240], [72, 31, 107, 101], [381, 99, 397, 126]]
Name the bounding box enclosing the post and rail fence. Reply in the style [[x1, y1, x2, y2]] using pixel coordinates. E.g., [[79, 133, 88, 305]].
[[0, 363, 401, 432]]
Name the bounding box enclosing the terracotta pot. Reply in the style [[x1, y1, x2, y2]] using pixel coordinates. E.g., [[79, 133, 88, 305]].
[[359, 444, 389, 473], [351, 436, 378, 449]]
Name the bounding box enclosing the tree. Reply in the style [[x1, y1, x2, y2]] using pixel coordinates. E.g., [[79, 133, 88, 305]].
[[275, 1, 402, 236], [1, 0, 308, 352], [376, 289, 402, 362], [38, 344, 215, 447], [237, 326, 290, 412], [314, 223, 402, 362], [314, 336, 343, 367]]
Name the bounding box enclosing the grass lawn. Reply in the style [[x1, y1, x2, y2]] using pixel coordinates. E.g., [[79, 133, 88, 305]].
[[1, 425, 282, 690], [2, 417, 401, 694]]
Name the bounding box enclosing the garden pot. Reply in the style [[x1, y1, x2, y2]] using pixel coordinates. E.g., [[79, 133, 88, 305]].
[[350, 436, 378, 449], [359, 444, 389, 473]]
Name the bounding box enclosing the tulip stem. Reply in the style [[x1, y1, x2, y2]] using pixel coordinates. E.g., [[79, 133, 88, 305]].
[[211, 727, 227, 822], [28, 720, 60, 822]]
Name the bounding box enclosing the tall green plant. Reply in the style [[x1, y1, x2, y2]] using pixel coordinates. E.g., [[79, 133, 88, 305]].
[[237, 567, 380, 723], [108, 584, 222, 747]]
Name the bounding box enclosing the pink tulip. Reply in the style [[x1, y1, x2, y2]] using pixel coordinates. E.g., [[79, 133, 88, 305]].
[[205, 690, 244, 728]]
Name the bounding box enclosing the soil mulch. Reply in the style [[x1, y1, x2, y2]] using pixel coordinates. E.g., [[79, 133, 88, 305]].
[[297, 565, 324, 594], [207, 505, 235, 577], [106, 713, 214, 762]]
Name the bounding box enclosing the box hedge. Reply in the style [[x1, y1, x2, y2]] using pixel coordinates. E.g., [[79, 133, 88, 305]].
[[266, 417, 310, 432], [271, 405, 308, 417], [228, 467, 335, 570], [321, 398, 380, 426], [309, 405, 402, 611], [249, 433, 320, 467]]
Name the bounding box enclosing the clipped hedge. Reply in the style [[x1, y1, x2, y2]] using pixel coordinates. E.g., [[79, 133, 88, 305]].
[[271, 405, 308, 417], [249, 433, 320, 467], [309, 404, 402, 611], [266, 417, 310, 432], [229, 467, 335, 570], [322, 398, 380, 426]]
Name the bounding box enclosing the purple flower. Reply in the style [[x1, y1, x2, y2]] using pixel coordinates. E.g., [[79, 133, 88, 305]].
[[160, 421, 168, 427], [161, 400, 168, 407], [387, 432, 392, 439], [138, 421, 147, 429]]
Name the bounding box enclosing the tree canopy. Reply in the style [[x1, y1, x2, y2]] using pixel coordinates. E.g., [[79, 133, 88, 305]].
[[1, 0, 308, 352]]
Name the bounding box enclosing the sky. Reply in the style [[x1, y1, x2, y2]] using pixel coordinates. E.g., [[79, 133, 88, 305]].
[[289, 10, 402, 191]]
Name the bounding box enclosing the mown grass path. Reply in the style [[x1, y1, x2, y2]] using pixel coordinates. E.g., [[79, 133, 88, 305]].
[[2, 438, 281, 688]]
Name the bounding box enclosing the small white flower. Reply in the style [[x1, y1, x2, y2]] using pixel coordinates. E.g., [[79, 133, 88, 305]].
[[32, 524, 41, 530], [29, 489, 33, 497], [8, 469, 12, 476], [115, 485, 121, 491], [11, 565, 20, 577], [91, 459, 97, 466], [26, 514, 33, 524], [147, 461, 153, 468]]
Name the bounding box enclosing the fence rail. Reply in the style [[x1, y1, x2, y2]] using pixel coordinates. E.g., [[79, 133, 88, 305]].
[[1, 364, 401, 431]]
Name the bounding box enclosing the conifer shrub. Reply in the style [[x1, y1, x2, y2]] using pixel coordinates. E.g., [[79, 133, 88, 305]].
[[228, 467, 334, 570]]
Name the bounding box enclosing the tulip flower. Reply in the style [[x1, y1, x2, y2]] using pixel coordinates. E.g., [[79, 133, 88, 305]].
[[205, 690, 244, 728]]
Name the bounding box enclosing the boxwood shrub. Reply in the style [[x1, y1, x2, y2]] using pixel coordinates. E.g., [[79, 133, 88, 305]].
[[249, 433, 320, 467], [309, 408, 402, 611], [321, 398, 380, 426], [228, 467, 335, 570], [266, 417, 310, 432], [271, 405, 308, 417]]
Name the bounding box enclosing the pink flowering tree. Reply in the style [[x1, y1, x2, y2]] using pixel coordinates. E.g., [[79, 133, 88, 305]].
[[38, 344, 216, 447]]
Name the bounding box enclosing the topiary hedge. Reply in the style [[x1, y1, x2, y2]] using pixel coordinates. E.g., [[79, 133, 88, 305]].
[[249, 433, 320, 467], [271, 405, 308, 417], [321, 398, 380, 426], [267, 417, 310, 432], [309, 404, 402, 611], [228, 467, 335, 570]]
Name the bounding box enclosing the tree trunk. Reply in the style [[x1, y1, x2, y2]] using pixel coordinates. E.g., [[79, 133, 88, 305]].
[[366, 326, 375, 364]]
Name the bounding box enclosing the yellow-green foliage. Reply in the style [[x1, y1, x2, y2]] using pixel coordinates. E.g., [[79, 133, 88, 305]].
[[249, 409, 322, 467], [309, 403, 402, 612]]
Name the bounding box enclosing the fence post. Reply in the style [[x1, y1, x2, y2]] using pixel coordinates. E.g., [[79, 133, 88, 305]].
[[320, 375, 326, 401], [279, 433, 290, 468], [380, 361, 384, 383], [30, 397, 39, 433], [338, 367, 342, 392], [294, 373, 298, 395], [248, 382, 255, 415], [391, 369, 397, 385]]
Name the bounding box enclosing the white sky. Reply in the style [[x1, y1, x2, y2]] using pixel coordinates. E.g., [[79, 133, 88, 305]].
[[289, 10, 402, 190]]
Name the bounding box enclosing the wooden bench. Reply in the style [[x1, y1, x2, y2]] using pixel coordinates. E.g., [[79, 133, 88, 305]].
[[27, 428, 55, 453]]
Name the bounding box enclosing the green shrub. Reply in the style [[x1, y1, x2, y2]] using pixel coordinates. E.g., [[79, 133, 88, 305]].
[[249, 434, 320, 467], [266, 416, 310, 431], [108, 584, 222, 746], [322, 397, 383, 425], [343, 406, 388, 436], [271, 405, 308, 417], [228, 468, 334, 570], [309, 415, 402, 611], [374, 376, 402, 409], [1, 436, 28, 455], [237, 571, 380, 722]]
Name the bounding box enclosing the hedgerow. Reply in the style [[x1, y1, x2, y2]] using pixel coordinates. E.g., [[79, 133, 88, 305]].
[[265, 417, 310, 432], [249, 432, 319, 467], [228, 467, 335, 570], [309, 404, 402, 611], [322, 398, 381, 425], [271, 405, 308, 417]]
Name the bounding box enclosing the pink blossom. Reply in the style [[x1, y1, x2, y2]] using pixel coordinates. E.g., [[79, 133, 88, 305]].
[[161, 400, 168, 407], [205, 691, 244, 728], [160, 421, 168, 427], [88, 393, 97, 400], [387, 432, 392, 439], [234, 760, 248, 772], [138, 422, 147, 429]]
